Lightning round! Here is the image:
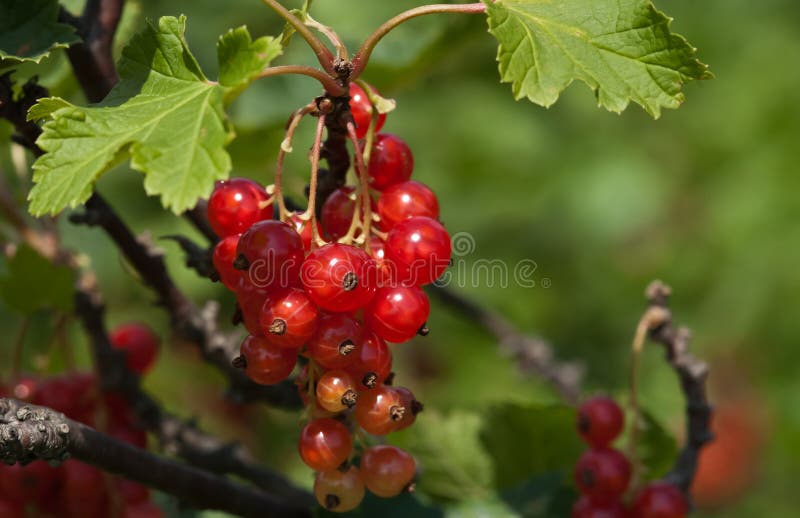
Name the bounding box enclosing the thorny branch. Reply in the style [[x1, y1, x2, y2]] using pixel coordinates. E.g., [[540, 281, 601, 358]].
[[642, 281, 713, 496], [0, 399, 310, 518]]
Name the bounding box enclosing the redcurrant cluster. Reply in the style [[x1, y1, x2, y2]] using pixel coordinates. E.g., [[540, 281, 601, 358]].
[[209, 82, 450, 512], [0, 324, 161, 518], [572, 397, 689, 518]]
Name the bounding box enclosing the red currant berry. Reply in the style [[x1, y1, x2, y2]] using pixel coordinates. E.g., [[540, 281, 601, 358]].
[[360, 445, 416, 497], [349, 83, 386, 139], [630, 483, 688, 518], [572, 496, 628, 518], [110, 323, 160, 375], [236, 220, 304, 290], [314, 465, 365, 513], [394, 386, 423, 431], [577, 397, 625, 448], [574, 448, 632, 501], [316, 370, 359, 412], [301, 244, 377, 312], [298, 418, 353, 471], [239, 335, 297, 385], [377, 181, 438, 230], [121, 501, 165, 518], [368, 134, 414, 191], [384, 216, 451, 286], [259, 288, 319, 349], [60, 461, 108, 518], [213, 234, 244, 290], [0, 461, 59, 502], [287, 211, 317, 252], [345, 333, 392, 389], [354, 384, 405, 435], [320, 187, 377, 241], [235, 281, 271, 336], [207, 178, 271, 237], [307, 313, 364, 369], [117, 479, 150, 504], [365, 285, 430, 343], [0, 498, 23, 518]]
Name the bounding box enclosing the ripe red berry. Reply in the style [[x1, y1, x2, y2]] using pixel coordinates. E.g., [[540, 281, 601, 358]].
[[393, 386, 423, 431], [365, 284, 430, 343], [354, 384, 405, 435], [349, 83, 386, 139], [213, 234, 244, 290], [630, 483, 688, 518], [298, 418, 353, 471], [236, 220, 304, 290], [572, 496, 628, 518], [320, 187, 378, 241], [307, 313, 364, 370], [574, 448, 632, 501], [316, 370, 359, 413], [110, 323, 160, 375], [235, 281, 271, 337], [368, 134, 414, 191], [0, 498, 24, 518], [0, 461, 59, 503], [301, 243, 377, 312], [360, 445, 416, 497], [384, 216, 451, 286], [239, 335, 297, 385], [577, 397, 625, 448], [345, 333, 392, 389], [377, 181, 438, 230], [314, 465, 365, 513], [259, 288, 319, 349], [207, 178, 271, 238]]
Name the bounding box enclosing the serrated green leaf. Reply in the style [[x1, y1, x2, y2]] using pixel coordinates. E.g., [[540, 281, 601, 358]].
[[0, 244, 74, 313], [27, 16, 233, 216], [637, 409, 678, 480], [0, 0, 78, 65], [391, 410, 494, 502], [484, 0, 712, 118], [217, 27, 282, 92], [480, 403, 583, 489]]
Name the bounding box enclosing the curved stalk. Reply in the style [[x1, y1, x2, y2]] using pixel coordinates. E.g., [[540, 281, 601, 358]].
[[346, 122, 372, 247], [257, 65, 345, 96], [259, 0, 336, 74], [305, 115, 328, 248], [351, 3, 487, 79], [275, 104, 317, 221]]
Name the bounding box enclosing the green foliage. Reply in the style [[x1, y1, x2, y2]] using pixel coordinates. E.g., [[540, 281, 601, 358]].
[[0, 243, 74, 314], [0, 0, 78, 66], [26, 16, 281, 216], [484, 0, 711, 117]]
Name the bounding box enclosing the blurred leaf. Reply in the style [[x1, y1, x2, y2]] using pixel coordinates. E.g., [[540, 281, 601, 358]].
[[484, 0, 712, 117], [315, 491, 442, 518], [480, 403, 582, 488], [498, 473, 577, 518], [27, 16, 233, 216], [0, 243, 74, 313], [217, 26, 282, 93], [445, 495, 519, 518], [0, 0, 78, 65], [637, 409, 677, 481], [392, 410, 494, 502]]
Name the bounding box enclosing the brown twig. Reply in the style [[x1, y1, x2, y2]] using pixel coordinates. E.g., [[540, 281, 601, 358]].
[[428, 285, 584, 403], [642, 280, 713, 495], [0, 398, 310, 518]]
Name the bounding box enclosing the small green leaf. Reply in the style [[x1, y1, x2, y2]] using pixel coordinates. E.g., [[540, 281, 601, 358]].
[[637, 410, 678, 480], [0, 0, 78, 65], [392, 410, 494, 502], [217, 26, 282, 92], [27, 16, 233, 216], [0, 244, 74, 313], [484, 0, 712, 118], [480, 403, 583, 489]]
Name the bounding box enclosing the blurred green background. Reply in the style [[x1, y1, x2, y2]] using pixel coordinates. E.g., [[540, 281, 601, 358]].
[[1, 0, 798, 516]]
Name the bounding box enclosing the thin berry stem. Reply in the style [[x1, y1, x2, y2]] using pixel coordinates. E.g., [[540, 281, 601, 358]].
[[346, 122, 372, 246], [306, 114, 327, 248], [257, 65, 345, 96], [259, 0, 336, 75], [275, 104, 316, 221], [304, 15, 349, 61], [351, 3, 487, 79]]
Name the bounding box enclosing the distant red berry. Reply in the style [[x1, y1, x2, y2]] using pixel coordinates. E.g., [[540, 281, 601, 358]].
[[207, 178, 271, 237], [349, 83, 386, 139], [572, 496, 628, 518], [110, 323, 160, 375], [213, 234, 244, 291], [577, 396, 625, 448], [630, 483, 688, 518], [574, 448, 631, 501]]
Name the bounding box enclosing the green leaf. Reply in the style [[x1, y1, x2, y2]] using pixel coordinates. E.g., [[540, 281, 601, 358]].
[[0, 244, 74, 313], [27, 16, 233, 216], [391, 410, 494, 502], [217, 26, 282, 93], [637, 409, 678, 480], [498, 473, 577, 518], [484, 0, 712, 118], [0, 0, 78, 65], [480, 403, 583, 489]]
